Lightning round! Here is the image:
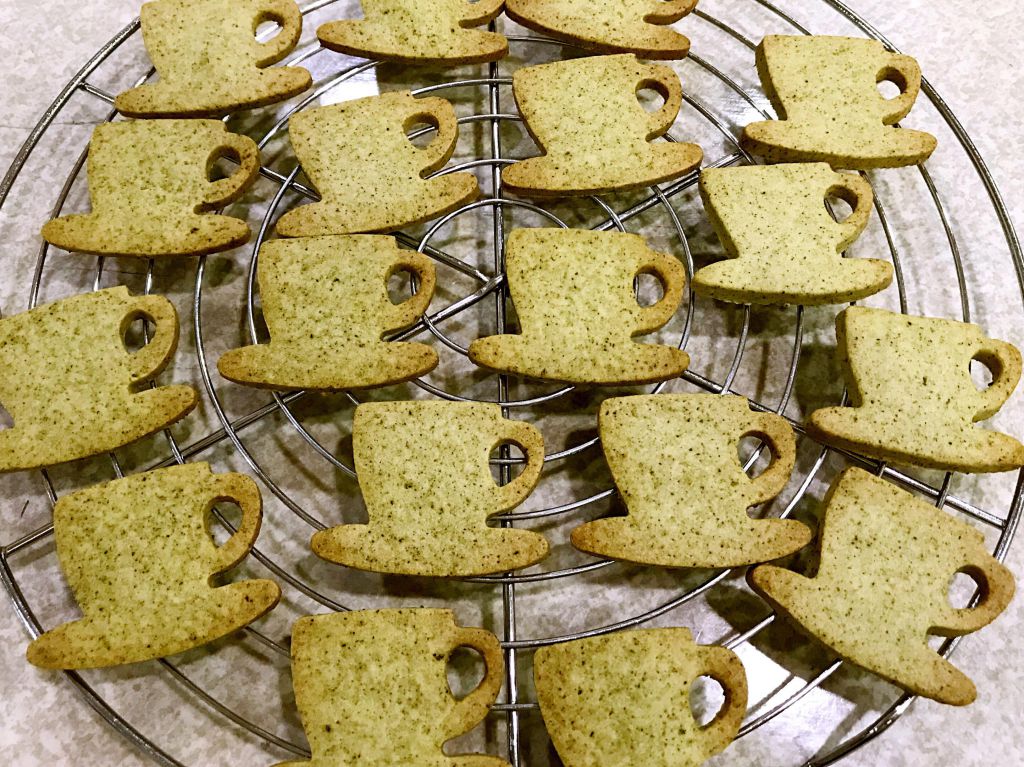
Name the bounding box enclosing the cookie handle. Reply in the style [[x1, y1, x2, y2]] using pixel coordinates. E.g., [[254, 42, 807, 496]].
[[877, 53, 922, 125], [634, 250, 686, 334], [492, 420, 545, 511], [207, 472, 264, 573], [384, 251, 436, 330], [444, 627, 504, 738], [827, 172, 874, 251], [743, 412, 797, 505], [639, 65, 683, 138], [695, 646, 748, 745], [122, 294, 180, 383], [934, 554, 1015, 636], [971, 338, 1022, 421], [202, 132, 261, 209], [407, 97, 459, 175], [253, 0, 303, 68]]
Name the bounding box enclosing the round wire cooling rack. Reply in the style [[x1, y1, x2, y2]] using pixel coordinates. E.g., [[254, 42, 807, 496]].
[[2, 0, 1023, 765]]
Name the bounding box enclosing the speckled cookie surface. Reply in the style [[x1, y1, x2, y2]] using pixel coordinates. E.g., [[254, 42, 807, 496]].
[[469, 228, 690, 385], [504, 0, 695, 59], [534, 628, 748, 767], [0, 286, 197, 473], [807, 306, 1024, 472], [279, 609, 508, 767], [316, 0, 507, 64], [218, 235, 437, 390], [27, 463, 281, 669], [311, 401, 549, 576], [276, 91, 480, 237], [114, 0, 312, 118], [750, 468, 1015, 705], [572, 394, 811, 567], [41, 119, 259, 257], [741, 35, 937, 169], [694, 163, 892, 305], [502, 54, 703, 197]]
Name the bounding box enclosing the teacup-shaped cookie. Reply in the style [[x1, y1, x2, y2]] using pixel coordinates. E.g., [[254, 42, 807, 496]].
[[115, 0, 312, 117], [808, 307, 1024, 472], [535, 627, 748, 767], [41, 119, 259, 257], [505, 0, 696, 59], [317, 0, 507, 64], [751, 468, 1015, 705], [312, 401, 549, 576], [218, 235, 438, 390], [742, 35, 937, 169], [0, 286, 197, 473], [502, 54, 703, 197], [27, 463, 281, 669], [694, 163, 892, 305], [275, 609, 509, 767], [572, 394, 812, 567], [469, 228, 689, 385], [276, 91, 479, 236]]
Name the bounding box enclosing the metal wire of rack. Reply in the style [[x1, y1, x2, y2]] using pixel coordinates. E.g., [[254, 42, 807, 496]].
[[1, 0, 1022, 765]]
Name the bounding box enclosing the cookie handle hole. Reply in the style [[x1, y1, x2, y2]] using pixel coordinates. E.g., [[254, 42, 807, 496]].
[[635, 82, 668, 115], [388, 268, 417, 305], [122, 315, 153, 355], [445, 645, 486, 701], [947, 568, 984, 610], [969, 352, 998, 393], [208, 501, 243, 548], [634, 270, 666, 307], [406, 118, 440, 151], [490, 439, 527, 484], [689, 675, 726, 728], [824, 190, 855, 225], [738, 434, 769, 482]]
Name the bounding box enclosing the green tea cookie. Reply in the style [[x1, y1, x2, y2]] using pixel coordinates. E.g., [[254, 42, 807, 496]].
[[115, 0, 312, 117], [505, 0, 696, 59], [502, 54, 703, 197], [742, 35, 937, 169], [535, 627, 748, 767], [219, 235, 438, 390], [808, 306, 1024, 472], [695, 163, 892, 305], [317, 0, 507, 64], [41, 119, 259, 257], [27, 463, 280, 669], [469, 228, 689, 385], [0, 286, 197, 472], [312, 401, 549, 576], [276, 91, 479, 236], [572, 394, 811, 567], [751, 468, 1015, 705]]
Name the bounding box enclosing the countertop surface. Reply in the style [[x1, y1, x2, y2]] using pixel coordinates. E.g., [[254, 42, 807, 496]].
[[1, 1, 1022, 765]]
